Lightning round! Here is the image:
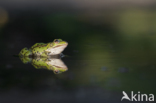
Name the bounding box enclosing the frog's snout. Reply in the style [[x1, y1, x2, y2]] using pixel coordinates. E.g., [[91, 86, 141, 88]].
[[64, 41, 68, 46]]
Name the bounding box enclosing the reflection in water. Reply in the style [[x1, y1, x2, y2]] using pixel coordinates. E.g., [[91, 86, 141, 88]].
[[19, 55, 68, 74]]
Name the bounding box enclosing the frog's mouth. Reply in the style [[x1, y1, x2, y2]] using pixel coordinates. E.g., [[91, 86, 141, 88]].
[[48, 43, 68, 55], [53, 43, 68, 48], [46, 58, 68, 74]]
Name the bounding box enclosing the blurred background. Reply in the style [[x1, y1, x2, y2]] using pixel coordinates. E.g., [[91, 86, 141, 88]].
[[0, 0, 156, 103]]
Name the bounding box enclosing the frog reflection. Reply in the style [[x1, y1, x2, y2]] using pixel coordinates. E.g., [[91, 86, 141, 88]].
[[19, 55, 68, 74]]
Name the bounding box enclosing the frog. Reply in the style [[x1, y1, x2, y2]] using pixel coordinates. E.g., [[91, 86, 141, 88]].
[[19, 56, 68, 74], [19, 39, 68, 57], [31, 57, 48, 69], [45, 58, 68, 74], [19, 56, 32, 64]]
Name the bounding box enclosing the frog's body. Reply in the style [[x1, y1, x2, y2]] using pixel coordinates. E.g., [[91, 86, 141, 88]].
[[19, 56, 68, 74], [31, 57, 48, 69], [31, 43, 48, 57], [19, 39, 68, 57]]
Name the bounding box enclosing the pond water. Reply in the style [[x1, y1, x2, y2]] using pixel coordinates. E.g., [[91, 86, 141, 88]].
[[1, 35, 156, 103], [0, 3, 156, 103]]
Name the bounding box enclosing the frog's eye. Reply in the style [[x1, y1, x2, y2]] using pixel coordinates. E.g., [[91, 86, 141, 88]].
[[54, 39, 59, 43]]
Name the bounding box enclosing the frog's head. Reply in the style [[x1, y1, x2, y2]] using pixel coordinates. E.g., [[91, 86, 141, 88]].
[[53, 66, 68, 74], [46, 58, 68, 74], [46, 39, 68, 55]]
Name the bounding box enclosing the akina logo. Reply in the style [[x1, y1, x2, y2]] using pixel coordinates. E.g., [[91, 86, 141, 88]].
[[121, 91, 154, 101]]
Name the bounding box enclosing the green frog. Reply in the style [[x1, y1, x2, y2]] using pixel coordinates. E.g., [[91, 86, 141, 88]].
[[19, 39, 68, 57], [20, 56, 68, 74]]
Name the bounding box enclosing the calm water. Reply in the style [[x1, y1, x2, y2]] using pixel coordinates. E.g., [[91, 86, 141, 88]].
[[1, 36, 156, 103], [0, 2, 156, 103]]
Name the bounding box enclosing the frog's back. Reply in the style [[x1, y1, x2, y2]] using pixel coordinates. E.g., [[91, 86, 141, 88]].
[[31, 43, 46, 49], [31, 43, 48, 56]]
